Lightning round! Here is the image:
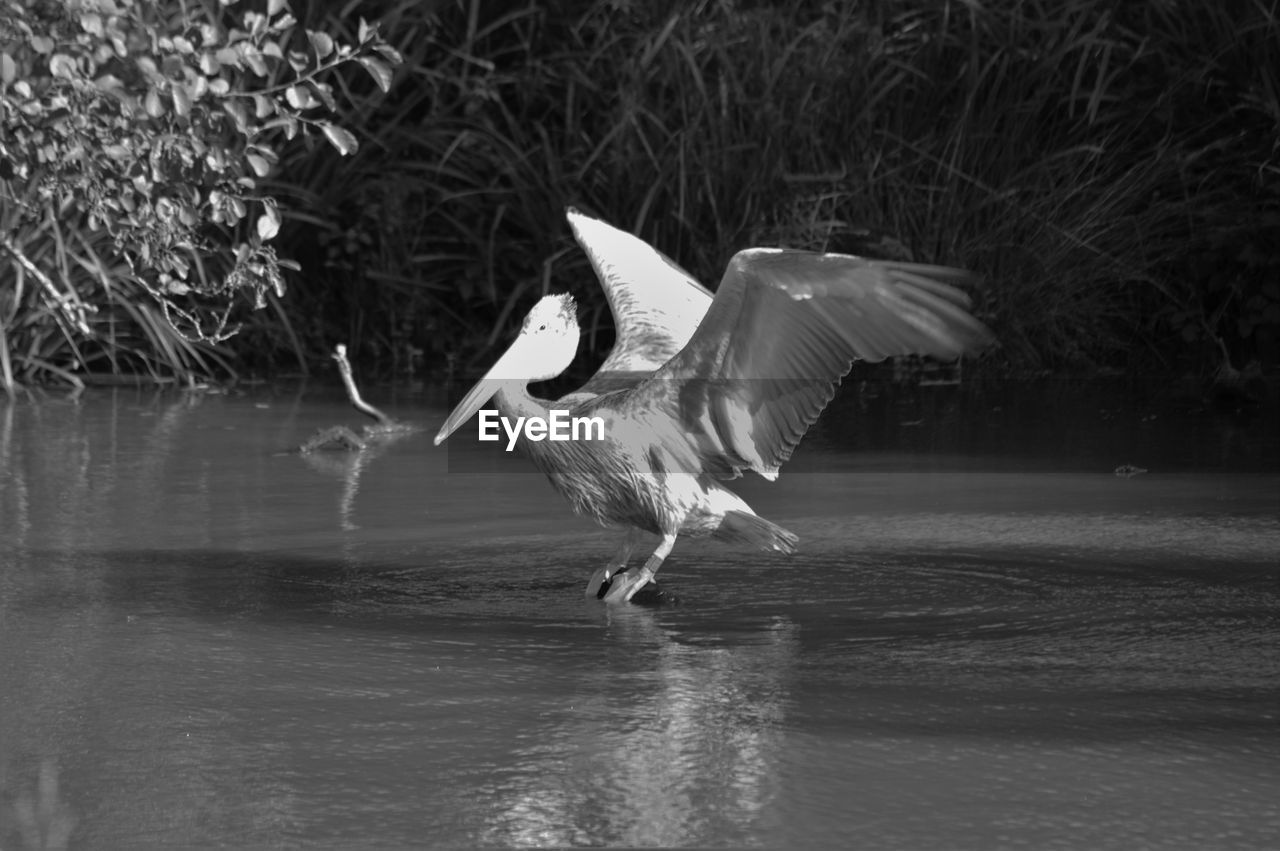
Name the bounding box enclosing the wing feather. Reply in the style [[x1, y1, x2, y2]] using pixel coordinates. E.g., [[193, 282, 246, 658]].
[[563, 208, 713, 401], [620, 248, 993, 479]]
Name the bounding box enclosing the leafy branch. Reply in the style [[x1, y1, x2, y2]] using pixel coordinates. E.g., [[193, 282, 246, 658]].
[[0, 0, 401, 344]]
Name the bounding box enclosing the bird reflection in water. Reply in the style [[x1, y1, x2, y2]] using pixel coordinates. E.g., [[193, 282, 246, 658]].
[[480, 610, 799, 847]]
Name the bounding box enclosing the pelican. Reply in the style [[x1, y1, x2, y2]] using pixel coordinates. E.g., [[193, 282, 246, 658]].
[[435, 208, 992, 603]]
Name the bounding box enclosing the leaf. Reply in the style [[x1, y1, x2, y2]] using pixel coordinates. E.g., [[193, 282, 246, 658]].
[[358, 18, 371, 44], [49, 54, 77, 79], [285, 84, 313, 109], [262, 115, 299, 139], [160, 55, 186, 78], [246, 152, 270, 177], [307, 30, 334, 60], [253, 93, 275, 118], [267, 0, 289, 16], [144, 87, 165, 117], [205, 147, 226, 172], [243, 47, 269, 77], [1, 53, 16, 85], [257, 201, 280, 240], [310, 81, 336, 112], [30, 36, 55, 55], [320, 123, 358, 156], [248, 144, 278, 166], [172, 84, 191, 116], [223, 99, 250, 132], [80, 13, 104, 37], [199, 52, 220, 75], [374, 44, 403, 64], [357, 56, 393, 92]]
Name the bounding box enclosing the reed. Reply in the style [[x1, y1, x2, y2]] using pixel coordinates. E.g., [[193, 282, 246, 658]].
[[254, 0, 1276, 378], [6, 0, 1275, 385], [1, 201, 233, 393]]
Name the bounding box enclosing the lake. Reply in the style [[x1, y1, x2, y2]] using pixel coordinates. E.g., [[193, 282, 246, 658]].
[[1, 379, 1277, 849]]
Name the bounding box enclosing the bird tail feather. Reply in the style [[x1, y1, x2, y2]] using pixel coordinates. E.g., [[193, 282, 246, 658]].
[[714, 510, 798, 554]]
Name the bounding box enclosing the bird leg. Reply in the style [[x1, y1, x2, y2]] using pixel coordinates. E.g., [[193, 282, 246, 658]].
[[602, 532, 677, 604], [584, 527, 645, 598]]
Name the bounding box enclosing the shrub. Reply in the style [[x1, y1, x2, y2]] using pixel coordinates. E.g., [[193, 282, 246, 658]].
[[0, 0, 399, 391]]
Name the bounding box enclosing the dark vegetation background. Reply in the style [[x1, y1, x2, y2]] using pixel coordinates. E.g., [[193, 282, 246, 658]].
[[5, 0, 1280, 388]]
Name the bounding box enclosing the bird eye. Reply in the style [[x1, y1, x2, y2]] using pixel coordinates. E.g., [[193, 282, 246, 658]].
[[538, 324, 547, 331]]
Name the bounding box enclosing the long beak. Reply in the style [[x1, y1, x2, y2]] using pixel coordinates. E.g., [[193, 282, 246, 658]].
[[433, 341, 527, 445]]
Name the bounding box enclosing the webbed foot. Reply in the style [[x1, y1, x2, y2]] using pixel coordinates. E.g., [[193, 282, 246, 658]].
[[584, 567, 613, 599], [588, 566, 677, 605], [602, 566, 653, 603]]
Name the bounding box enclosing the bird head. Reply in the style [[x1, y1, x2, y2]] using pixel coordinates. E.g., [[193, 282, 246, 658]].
[[515, 293, 581, 375], [434, 294, 579, 445]]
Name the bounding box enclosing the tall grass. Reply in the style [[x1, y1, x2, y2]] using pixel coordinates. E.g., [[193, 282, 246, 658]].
[[0, 199, 233, 393], [7, 0, 1274, 385], [251, 0, 1277, 380]]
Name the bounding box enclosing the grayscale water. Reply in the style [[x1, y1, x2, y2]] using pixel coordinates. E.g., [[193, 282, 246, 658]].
[[1, 381, 1278, 849]]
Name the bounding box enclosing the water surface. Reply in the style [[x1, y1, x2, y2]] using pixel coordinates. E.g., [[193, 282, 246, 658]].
[[1, 382, 1277, 849]]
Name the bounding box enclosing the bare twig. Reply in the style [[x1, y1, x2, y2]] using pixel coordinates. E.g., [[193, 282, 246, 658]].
[[298, 343, 416, 453], [0, 231, 94, 336], [332, 343, 393, 426]]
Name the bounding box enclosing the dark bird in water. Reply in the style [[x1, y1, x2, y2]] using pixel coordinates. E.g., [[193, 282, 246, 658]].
[[435, 208, 992, 602]]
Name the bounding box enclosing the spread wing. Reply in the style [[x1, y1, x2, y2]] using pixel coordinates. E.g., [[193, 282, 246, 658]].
[[616, 248, 993, 479], [562, 208, 714, 400]]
